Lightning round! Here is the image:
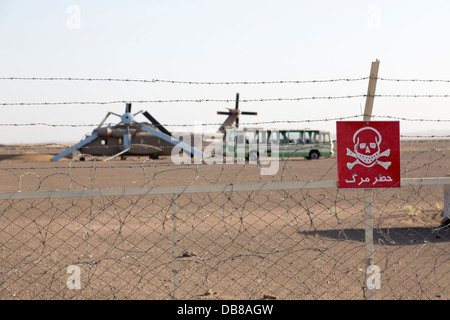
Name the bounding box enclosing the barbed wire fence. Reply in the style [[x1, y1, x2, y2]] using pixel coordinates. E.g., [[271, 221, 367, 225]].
[[0, 75, 449, 300]]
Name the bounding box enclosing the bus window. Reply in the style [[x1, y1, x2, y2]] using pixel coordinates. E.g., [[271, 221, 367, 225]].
[[319, 132, 330, 143], [267, 131, 280, 144], [279, 131, 289, 145], [311, 131, 319, 143], [236, 132, 245, 145], [258, 130, 268, 144], [226, 130, 235, 143], [304, 131, 311, 144], [305, 131, 319, 143], [245, 130, 258, 144], [288, 131, 302, 144]]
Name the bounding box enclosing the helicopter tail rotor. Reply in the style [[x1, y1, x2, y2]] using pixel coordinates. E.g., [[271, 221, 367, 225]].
[[217, 93, 257, 133]]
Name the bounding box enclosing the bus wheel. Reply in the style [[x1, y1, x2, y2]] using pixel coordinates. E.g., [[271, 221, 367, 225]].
[[309, 150, 320, 160]]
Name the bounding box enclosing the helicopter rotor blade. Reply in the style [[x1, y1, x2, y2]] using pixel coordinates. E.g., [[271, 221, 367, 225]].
[[216, 93, 259, 132], [51, 132, 99, 162], [139, 124, 204, 158], [142, 111, 172, 137], [234, 93, 240, 127], [103, 146, 131, 162]]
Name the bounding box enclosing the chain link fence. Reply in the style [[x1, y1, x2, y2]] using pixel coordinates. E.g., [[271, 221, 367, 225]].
[[0, 140, 448, 300]]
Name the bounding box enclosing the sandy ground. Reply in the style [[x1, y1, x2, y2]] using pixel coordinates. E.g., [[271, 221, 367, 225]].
[[0, 140, 448, 300]]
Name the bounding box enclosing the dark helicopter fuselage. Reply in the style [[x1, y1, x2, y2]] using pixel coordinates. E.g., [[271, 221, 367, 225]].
[[79, 124, 206, 159]]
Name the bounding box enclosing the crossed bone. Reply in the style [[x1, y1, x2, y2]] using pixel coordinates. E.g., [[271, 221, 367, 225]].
[[346, 148, 391, 170]]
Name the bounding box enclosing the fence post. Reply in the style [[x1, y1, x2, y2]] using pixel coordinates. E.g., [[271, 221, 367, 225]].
[[172, 196, 179, 300], [363, 59, 379, 300]]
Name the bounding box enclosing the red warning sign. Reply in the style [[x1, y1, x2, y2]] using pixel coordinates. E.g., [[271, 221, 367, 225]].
[[337, 121, 400, 189]]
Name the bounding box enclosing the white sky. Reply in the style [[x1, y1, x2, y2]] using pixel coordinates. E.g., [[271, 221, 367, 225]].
[[1, 0, 449, 143]]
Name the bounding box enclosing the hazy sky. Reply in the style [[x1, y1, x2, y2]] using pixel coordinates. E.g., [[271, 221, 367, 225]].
[[1, 0, 449, 143]]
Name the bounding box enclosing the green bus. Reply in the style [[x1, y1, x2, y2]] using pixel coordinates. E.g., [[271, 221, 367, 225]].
[[223, 128, 334, 161]]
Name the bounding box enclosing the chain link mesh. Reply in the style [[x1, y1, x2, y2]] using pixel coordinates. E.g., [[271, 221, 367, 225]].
[[0, 140, 449, 300]]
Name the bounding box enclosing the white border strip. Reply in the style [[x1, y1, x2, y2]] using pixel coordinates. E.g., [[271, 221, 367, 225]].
[[0, 177, 449, 200]]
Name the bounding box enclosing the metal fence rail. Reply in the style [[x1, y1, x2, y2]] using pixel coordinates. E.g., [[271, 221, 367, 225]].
[[1, 177, 448, 300]]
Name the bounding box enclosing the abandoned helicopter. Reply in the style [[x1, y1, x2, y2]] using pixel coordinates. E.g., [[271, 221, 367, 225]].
[[51, 93, 257, 162]]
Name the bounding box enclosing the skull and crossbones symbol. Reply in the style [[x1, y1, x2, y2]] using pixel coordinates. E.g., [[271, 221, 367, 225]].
[[346, 127, 391, 170]]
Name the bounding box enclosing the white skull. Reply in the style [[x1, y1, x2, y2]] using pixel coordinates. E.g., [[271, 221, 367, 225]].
[[353, 127, 382, 167]]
